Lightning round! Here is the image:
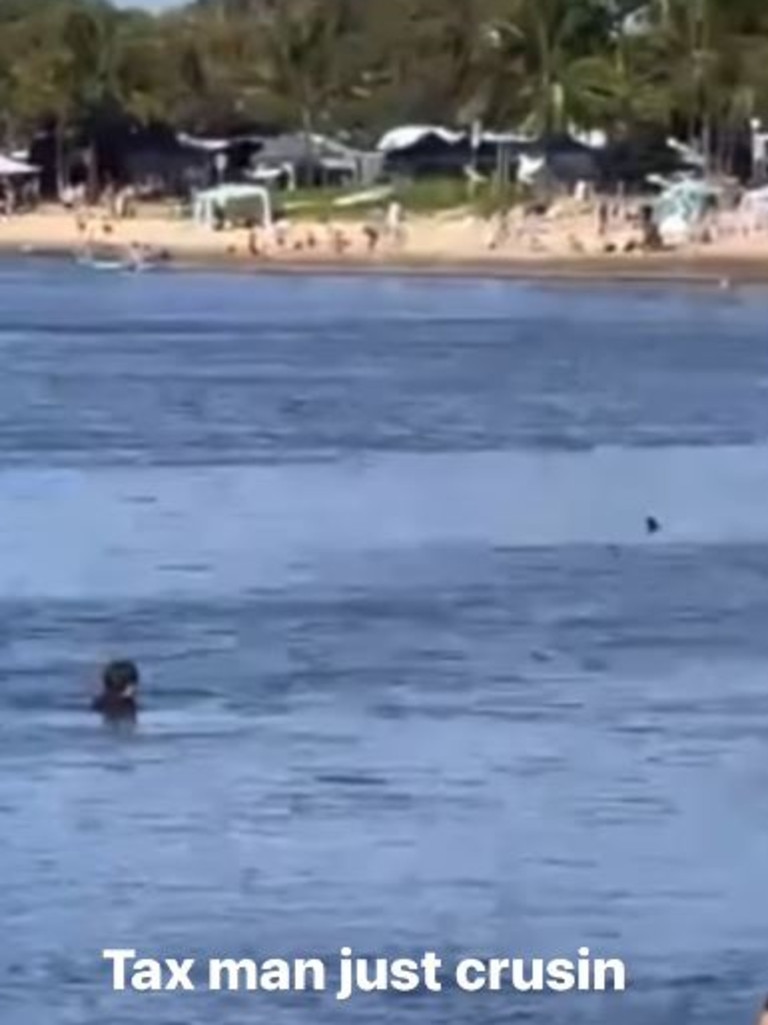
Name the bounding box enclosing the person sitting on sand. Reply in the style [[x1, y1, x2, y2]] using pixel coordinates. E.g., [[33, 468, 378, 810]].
[[331, 227, 351, 255], [92, 660, 140, 718]]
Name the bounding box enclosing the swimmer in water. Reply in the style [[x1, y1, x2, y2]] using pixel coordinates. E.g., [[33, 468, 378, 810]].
[[645, 515, 660, 535], [92, 659, 140, 718]]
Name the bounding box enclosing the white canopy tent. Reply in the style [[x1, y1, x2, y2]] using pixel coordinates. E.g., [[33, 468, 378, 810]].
[[192, 183, 272, 229], [0, 154, 39, 177]]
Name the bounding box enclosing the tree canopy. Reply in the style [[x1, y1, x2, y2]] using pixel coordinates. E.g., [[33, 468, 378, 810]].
[[1, 0, 768, 157]]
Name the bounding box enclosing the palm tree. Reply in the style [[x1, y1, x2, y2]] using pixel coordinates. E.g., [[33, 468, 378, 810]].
[[257, 0, 354, 131], [485, 0, 616, 134], [8, 0, 122, 195]]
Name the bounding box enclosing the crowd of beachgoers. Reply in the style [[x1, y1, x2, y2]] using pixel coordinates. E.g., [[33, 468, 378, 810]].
[[2, 185, 768, 278]]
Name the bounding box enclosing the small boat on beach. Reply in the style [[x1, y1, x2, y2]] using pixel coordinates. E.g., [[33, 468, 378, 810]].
[[78, 256, 125, 271], [76, 243, 168, 273]]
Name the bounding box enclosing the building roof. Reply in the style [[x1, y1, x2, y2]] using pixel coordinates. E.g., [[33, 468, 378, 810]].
[[255, 133, 363, 164], [377, 125, 533, 153]]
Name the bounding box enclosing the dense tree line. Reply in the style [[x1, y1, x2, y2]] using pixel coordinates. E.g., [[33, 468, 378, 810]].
[[1, 0, 768, 162]]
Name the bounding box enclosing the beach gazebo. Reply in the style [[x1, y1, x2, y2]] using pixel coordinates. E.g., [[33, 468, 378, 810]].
[[192, 183, 272, 230]]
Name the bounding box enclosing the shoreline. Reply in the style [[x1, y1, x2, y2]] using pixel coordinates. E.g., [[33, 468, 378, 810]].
[[0, 236, 766, 286]]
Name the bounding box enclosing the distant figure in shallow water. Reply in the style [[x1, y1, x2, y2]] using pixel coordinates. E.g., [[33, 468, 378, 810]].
[[645, 516, 661, 535], [92, 660, 140, 718]]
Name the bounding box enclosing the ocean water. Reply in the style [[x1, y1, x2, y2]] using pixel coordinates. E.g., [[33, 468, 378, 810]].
[[1, 260, 767, 1025]]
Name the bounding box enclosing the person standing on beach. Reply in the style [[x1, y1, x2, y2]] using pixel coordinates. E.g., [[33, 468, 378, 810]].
[[247, 222, 262, 257], [598, 199, 609, 237], [386, 200, 404, 247], [488, 209, 510, 250], [363, 221, 380, 255]]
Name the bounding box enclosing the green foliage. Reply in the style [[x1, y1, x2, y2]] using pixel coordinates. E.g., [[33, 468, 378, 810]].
[[0, 0, 767, 173], [278, 177, 511, 221]]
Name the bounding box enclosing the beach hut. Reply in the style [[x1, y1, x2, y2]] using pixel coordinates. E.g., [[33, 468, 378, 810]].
[[192, 183, 272, 229], [246, 133, 378, 189], [377, 126, 470, 179]]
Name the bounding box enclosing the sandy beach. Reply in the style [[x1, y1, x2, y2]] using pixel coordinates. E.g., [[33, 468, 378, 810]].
[[2, 203, 768, 283]]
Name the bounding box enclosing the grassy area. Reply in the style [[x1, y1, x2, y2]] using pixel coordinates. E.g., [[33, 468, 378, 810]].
[[277, 177, 521, 221], [279, 184, 395, 220], [396, 178, 469, 212]]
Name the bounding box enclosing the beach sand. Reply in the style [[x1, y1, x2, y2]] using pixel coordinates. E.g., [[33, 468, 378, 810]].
[[1, 203, 767, 283]]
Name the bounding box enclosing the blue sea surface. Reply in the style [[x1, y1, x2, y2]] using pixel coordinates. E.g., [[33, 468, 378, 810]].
[[0, 260, 767, 1024]]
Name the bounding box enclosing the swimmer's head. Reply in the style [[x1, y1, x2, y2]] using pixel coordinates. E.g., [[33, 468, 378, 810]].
[[102, 659, 140, 699]]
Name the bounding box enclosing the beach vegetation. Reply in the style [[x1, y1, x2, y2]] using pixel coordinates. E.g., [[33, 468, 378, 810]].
[[1, 0, 768, 180]]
